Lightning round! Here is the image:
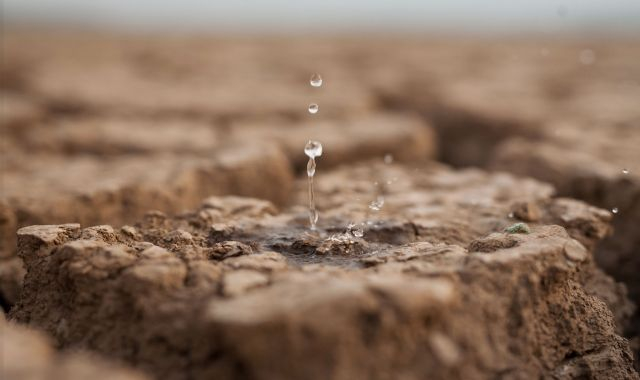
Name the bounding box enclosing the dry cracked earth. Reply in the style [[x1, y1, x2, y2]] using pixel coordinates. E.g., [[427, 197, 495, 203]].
[[1, 31, 640, 379]]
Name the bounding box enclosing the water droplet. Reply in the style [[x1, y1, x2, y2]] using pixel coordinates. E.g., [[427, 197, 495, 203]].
[[612, 207, 619, 214], [347, 223, 364, 238], [622, 168, 629, 175], [384, 154, 394, 164], [579, 49, 596, 65], [310, 208, 319, 224], [369, 196, 385, 211], [508, 212, 514, 218], [310, 73, 322, 87], [308, 103, 319, 114], [307, 158, 316, 177], [304, 140, 323, 158], [304, 141, 322, 230]]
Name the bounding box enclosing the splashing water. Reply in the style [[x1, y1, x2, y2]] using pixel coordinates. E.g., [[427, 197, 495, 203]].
[[622, 168, 629, 175], [347, 222, 364, 238], [308, 103, 319, 114], [611, 207, 619, 214], [310, 73, 323, 87], [305, 141, 323, 230], [369, 195, 385, 211]]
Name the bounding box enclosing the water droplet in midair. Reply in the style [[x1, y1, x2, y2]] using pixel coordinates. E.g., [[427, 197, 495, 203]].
[[307, 157, 316, 177], [622, 168, 629, 175], [310, 73, 323, 87], [308, 103, 319, 114], [612, 207, 619, 214], [304, 140, 323, 158], [369, 196, 385, 211], [384, 154, 394, 164], [579, 49, 596, 65]]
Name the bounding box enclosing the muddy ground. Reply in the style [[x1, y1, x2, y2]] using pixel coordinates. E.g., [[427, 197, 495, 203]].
[[1, 31, 639, 379]]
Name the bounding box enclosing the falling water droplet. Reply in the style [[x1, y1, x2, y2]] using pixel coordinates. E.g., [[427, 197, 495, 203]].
[[622, 168, 629, 175], [384, 154, 394, 164], [307, 157, 316, 177], [308, 103, 319, 114], [612, 207, 619, 214], [305, 140, 323, 158], [369, 196, 385, 211], [304, 141, 323, 230], [310, 73, 323, 87]]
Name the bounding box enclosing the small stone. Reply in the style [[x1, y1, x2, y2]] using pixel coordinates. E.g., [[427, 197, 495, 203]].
[[429, 332, 461, 366], [510, 202, 541, 222], [563, 239, 587, 262], [121, 225, 141, 239]]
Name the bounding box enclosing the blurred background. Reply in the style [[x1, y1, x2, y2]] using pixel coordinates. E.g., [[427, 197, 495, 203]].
[[4, 0, 640, 34]]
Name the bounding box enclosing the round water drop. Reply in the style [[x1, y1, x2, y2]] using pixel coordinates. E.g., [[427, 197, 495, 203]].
[[310, 73, 323, 87], [304, 140, 323, 158], [622, 168, 629, 175], [612, 207, 619, 214], [308, 103, 319, 114], [384, 154, 394, 164]]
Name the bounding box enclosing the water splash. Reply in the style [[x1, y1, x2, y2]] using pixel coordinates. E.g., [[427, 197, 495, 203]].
[[310, 73, 323, 87], [308, 103, 319, 114], [612, 207, 619, 214], [305, 141, 323, 230], [346, 222, 363, 238], [622, 168, 629, 175], [369, 195, 385, 212]]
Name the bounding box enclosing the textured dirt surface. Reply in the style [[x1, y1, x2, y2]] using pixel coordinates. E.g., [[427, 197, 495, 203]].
[[380, 43, 640, 342], [2, 31, 640, 377], [9, 163, 637, 379], [1, 314, 149, 380]]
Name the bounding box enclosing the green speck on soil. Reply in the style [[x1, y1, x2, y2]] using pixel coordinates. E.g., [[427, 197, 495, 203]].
[[504, 222, 530, 234]]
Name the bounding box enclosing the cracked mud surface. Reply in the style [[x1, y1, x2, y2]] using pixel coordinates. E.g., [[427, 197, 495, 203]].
[[2, 31, 640, 378], [9, 164, 638, 379]]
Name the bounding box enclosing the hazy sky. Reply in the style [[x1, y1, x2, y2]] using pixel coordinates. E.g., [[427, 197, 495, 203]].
[[4, 0, 640, 34]]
